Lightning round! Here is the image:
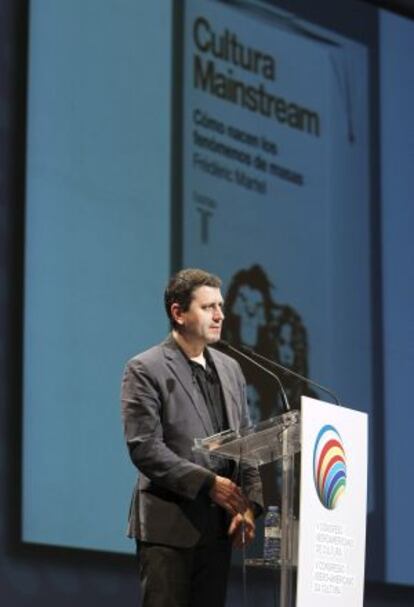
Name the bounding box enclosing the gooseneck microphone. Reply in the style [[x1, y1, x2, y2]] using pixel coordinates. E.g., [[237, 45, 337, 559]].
[[237, 343, 342, 407], [218, 340, 291, 412]]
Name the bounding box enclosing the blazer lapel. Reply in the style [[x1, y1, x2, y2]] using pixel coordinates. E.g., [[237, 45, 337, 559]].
[[162, 336, 214, 436], [209, 348, 240, 431]]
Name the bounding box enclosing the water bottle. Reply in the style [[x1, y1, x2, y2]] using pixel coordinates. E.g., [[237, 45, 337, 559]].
[[264, 505, 281, 561]]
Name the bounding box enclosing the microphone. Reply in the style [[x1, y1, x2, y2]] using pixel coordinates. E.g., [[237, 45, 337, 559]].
[[218, 340, 291, 412], [237, 344, 342, 407]]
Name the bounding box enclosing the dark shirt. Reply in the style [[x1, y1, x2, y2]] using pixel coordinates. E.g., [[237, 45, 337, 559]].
[[189, 351, 229, 435], [180, 345, 261, 516], [185, 349, 233, 492]]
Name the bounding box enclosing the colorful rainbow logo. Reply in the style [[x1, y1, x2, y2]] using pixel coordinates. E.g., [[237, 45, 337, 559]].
[[313, 425, 347, 509]]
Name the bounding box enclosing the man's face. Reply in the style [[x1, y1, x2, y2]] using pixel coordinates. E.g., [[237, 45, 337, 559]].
[[175, 286, 224, 346]]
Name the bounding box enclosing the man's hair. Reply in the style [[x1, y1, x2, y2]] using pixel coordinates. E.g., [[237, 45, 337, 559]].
[[164, 268, 222, 327]]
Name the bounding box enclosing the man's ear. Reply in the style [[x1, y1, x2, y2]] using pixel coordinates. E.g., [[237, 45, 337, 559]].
[[171, 302, 185, 326]]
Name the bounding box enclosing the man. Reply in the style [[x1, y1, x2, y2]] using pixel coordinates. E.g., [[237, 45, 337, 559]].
[[121, 268, 263, 607]]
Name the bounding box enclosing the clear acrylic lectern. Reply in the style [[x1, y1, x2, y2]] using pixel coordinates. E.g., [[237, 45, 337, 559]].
[[194, 410, 301, 607]]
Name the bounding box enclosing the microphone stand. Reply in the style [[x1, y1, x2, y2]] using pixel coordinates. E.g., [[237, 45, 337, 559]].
[[218, 340, 291, 412], [240, 344, 342, 407]]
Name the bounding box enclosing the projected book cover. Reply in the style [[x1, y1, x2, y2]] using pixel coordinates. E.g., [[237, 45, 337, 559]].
[[181, 0, 372, 433]]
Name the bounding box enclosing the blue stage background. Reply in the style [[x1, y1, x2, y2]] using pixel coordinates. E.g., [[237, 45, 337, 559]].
[[15, 0, 414, 590]]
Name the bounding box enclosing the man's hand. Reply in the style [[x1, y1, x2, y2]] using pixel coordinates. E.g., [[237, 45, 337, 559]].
[[209, 475, 249, 516], [228, 508, 256, 549]]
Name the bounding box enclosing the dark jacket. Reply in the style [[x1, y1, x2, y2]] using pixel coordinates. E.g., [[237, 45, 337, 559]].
[[121, 335, 263, 547]]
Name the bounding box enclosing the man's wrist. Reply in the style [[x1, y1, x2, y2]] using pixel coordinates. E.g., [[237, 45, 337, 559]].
[[249, 501, 263, 518], [199, 471, 216, 495]]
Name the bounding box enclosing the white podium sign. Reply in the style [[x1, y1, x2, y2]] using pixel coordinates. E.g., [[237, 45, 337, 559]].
[[296, 397, 368, 606]]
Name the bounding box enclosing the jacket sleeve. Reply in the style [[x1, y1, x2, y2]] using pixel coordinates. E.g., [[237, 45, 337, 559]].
[[121, 358, 215, 501]]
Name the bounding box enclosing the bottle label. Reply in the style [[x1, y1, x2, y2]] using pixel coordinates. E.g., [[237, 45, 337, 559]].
[[265, 528, 280, 539]]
